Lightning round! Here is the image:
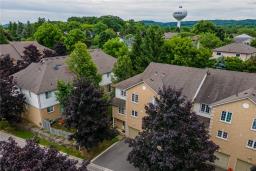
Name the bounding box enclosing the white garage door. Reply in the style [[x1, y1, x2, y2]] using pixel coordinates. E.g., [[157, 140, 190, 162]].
[[235, 159, 253, 171], [128, 127, 139, 138], [214, 152, 229, 169]]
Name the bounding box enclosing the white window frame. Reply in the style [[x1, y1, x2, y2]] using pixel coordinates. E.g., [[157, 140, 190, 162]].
[[246, 139, 256, 150], [131, 93, 139, 103], [47, 106, 54, 113], [131, 110, 138, 117], [220, 111, 232, 124], [118, 106, 125, 115], [200, 104, 211, 114], [216, 130, 228, 140], [251, 118, 256, 131], [121, 90, 126, 97]]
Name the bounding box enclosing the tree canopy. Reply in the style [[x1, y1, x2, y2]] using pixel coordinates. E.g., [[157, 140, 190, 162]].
[[34, 22, 63, 48], [63, 78, 116, 149], [200, 33, 223, 49], [64, 29, 87, 52], [113, 55, 134, 82], [0, 138, 88, 170], [66, 42, 101, 85], [103, 38, 128, 58], [127, 87, 219, 171]]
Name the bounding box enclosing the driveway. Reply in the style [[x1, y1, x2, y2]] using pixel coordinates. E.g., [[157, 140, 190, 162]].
[[92, 140, 139, 171]]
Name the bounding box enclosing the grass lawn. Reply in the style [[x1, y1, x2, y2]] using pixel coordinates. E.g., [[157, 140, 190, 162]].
[[2, 125, 122, 160]]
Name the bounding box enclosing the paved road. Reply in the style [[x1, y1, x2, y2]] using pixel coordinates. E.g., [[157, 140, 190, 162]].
[[92, 140, 139, 171]]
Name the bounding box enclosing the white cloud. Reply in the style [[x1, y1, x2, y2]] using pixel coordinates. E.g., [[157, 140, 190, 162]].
[[1, 0, 255, 24]]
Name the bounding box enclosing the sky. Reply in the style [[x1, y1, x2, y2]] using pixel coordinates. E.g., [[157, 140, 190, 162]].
[[1, 0, 256, 24]]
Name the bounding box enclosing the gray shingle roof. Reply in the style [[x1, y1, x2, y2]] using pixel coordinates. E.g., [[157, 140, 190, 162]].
[[0, 41, 51, 61], [213, 43, 256, 54], [12, 50, 116, 94], [89, 49, 117, 74], [115, 62, 256, 104], [115, 62, 206, 100], [13, 56, 74, 94], [234, 34, 253, 43], [211, 87, 256, 106], [194, 69, 256, 104]]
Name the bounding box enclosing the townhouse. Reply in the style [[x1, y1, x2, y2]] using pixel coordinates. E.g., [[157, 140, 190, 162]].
[[13, 49, 116, 127], [212, 42, 256, 61], [112, 62, 256, 170], [0, 41, 51, 62]]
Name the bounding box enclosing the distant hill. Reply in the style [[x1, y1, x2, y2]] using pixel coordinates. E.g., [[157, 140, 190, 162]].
[[141, 19, 256, 27]]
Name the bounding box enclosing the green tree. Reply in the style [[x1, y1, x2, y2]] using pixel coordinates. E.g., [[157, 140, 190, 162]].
[[162, 36, 211, 68], [200, 33, 223, 49], [192, 20, 217, 34], [66, 21, 82, 32], [0, 26, 8, 44], [130, 27, 164, 73], [113, 55, 134, 82], [66, 42, 101, 84], [97, 28, 117, 48], [64, 29, 86, 52], [224, 57, 246, 72], [93, 22, 108, 34], [103, 38, 128, 58], [34, 22, 63, 48], [251, 39, 256, 48], [55, 80, 73, 108]]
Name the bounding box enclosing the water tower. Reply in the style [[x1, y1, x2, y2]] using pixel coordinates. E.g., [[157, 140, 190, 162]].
[[173, 5, 187, 29]]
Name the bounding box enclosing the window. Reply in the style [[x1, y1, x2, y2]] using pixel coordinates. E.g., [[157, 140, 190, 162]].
[[28, 91, 31, 97], [217, 52, 222, 55], [132, 94, 139, 103], [236, 53, 240, 57], [247, 140, 256, 150], [107, 73, 111, 78], [217, 130, 228, 139], [45, 91, 52, 99], [131, 110, 138, 117], [252, 119, 256, 130], [220, 111, 232, 123], [118, 106, 125, 114], [47, 106, 54, 113], [121, 90, 126, 97], [200, 104, 210, 113]]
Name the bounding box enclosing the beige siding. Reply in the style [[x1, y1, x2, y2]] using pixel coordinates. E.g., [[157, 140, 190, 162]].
[[126, 83, 157, 131], [41, 104, 61, 121], [210, 99, 256, 169], [24, 104, 43, 127]]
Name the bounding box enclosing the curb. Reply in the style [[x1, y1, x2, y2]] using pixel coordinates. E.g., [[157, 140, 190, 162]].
[[91, 141, 120, 162]]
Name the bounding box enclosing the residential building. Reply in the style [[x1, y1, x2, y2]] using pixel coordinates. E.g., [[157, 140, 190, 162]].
[[210, 88, 256, 170], [163, 32, 178, 40], [234, 34, 255, 45], [212, 43, 256, 61], [13, 49, 116, 127], [112, 62, 256, 169], [0, 41, 51, 62]]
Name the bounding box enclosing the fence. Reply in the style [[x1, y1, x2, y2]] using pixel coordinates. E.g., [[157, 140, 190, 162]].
[[42, 120, 72, 139]]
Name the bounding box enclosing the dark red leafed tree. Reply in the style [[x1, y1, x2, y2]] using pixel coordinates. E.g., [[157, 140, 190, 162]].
[[0, 138, 88, 171], [0, 77, 25, 123], [63, 78, 116, 149], [22, 44, 42, 63], [42, 48, 57, 58], [126, 87, 219, 171]]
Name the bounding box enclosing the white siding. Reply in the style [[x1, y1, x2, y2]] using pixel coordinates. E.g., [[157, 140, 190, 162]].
[[193, 103, 211, 118], [99, 72, 113, 86], [39, 91, 59, 109], [115, 88, 127, 100], [21, 89, 40, 108]]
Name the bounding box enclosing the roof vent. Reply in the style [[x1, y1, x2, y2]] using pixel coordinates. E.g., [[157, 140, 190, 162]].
[[154, 71, 158, 76], [54, 64, 62, 70], [150, 78, 154, 82]]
